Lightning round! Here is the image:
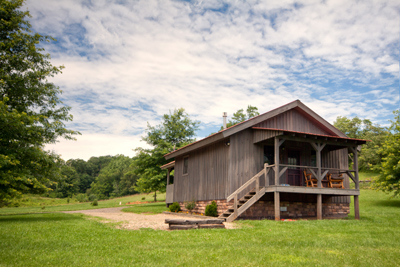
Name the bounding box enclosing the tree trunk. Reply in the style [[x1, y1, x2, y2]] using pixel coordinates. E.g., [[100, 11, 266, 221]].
[[154, 191, 157, 202]]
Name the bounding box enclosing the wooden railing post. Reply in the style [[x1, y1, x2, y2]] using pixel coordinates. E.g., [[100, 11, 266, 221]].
[[256, 175, 259, 194], [264, 163, 269, 187], [233, 194, 238, 219], [275, 137, 280, 185]]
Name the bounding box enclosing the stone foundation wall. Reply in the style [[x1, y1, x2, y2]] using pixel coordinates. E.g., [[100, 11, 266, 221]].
[[178, 199, 349, 219], [178, 199, 232, 215], [239, 201, 350, 220]]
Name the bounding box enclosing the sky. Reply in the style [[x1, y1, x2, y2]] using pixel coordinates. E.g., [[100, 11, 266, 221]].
[[24, 0, 400, 161]]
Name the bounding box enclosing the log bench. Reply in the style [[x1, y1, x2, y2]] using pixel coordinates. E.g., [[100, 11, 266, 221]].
[[165, 219, 225, 230]]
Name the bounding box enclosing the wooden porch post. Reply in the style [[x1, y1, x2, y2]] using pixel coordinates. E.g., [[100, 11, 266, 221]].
[[317, 194, 322, 220], [274, 191, 280, 221], [310, 143, 326, 188], [166, 168, 170, 185], [353, 147, 359, 190], [274, 137, 280, 186], [354, 195, 360, 220]]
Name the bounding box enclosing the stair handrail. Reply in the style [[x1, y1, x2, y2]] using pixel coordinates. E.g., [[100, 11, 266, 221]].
[[227, 164, 275, 202]]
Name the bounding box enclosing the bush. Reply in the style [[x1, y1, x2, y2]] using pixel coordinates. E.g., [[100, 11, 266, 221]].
[[141, 197, 145, 200], [91, 199, 98, 206], [184, 200, 196, 213], [169, 202, 181, 212], [205, 201, 218, 217], [75, 193, 88, 203], [88, 194, 97, 201]]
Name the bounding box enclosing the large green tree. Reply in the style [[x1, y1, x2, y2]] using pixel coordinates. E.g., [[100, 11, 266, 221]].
[[133, 108, 199, 201], [372, 110, 400, 197], [0, 0, 78, 205], [333, 116, 388, 171]]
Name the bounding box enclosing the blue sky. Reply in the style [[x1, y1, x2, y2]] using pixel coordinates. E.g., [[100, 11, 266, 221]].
[[25, 0, 399, 160]]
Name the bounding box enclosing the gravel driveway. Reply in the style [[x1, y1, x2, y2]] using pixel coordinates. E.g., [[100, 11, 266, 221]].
[[64, 207, 235, 230]]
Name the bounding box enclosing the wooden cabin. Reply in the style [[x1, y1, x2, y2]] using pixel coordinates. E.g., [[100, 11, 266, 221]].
[[161, 100, 367, 222]]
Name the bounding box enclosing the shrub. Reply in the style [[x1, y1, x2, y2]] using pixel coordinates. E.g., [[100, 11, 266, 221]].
[[185, 200, 196, 213], [205, 201, 218, 217], [88, 194, 97, 201], [91, 199, 98, 206], [75, 193, 88, 203], [169, 202, 181, 212], [141, 197, 145, 200]]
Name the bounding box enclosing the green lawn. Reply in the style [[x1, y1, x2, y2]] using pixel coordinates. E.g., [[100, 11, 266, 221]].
[[358, 172, 380, 181], [0, 189, 399, 266], [0, 192, 166, 215]]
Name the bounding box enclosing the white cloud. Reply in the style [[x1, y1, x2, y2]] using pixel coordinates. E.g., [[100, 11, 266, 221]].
[[24, 0, 399, 160]]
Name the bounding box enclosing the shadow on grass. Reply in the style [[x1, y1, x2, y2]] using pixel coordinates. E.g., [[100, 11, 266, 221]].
[[373, 200, 400, 208], [0, 213, 81, 223]]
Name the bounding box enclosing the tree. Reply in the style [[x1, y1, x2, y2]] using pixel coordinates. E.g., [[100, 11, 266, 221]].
[[133, 108, 199, 201], [0, 0, 78, 206], [221, 105, 259, 130], [372, 110, 400, 197], [91, 155, 135, 199], [333, 116, 388, 171]]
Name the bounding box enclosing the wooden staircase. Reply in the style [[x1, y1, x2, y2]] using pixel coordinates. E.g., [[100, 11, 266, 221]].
[[219, 189, 265, 222], [218, 165, 273, 222]]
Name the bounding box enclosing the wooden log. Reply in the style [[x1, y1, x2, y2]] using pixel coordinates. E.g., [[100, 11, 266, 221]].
[[165, 219, 224, 225], [198, 224, 225, 229], [169, 225, 197, 230]]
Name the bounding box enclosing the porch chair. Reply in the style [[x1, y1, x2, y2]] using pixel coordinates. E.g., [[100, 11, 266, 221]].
[[304, 169, 318, 187], [327, 173, 344, 189]]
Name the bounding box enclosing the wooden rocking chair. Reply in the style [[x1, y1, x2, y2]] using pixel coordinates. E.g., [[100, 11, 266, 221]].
[[327, 173, 344, 189], [304, 169, 318, 187]]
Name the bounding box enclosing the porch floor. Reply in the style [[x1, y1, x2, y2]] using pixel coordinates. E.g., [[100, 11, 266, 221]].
[[265, 185, 360, 196]]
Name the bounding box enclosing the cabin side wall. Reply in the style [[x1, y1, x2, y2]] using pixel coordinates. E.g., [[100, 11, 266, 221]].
[[227, 129, 264, 197], [173, 139, 229, 202]]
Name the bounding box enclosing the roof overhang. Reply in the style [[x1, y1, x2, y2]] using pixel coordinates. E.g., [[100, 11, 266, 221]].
[[160, 161, 175, 170], [252, 127, 369, 146]]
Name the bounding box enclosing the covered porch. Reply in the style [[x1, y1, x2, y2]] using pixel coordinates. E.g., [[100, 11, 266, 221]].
[[221, 128, 366, 222]]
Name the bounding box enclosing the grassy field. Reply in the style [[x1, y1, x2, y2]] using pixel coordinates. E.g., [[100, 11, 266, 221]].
[[0, 192, 166, 215], [0, 189, 399, 266]]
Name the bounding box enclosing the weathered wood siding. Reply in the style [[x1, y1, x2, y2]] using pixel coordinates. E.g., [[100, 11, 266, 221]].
[[227, 129, 264, 197], [173, 140, 229, 202], [254, 109, 332, 135], [253, 130, 282, 143]]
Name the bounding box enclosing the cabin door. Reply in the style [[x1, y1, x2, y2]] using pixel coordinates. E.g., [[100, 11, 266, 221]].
[[287, 150, 301, 186]]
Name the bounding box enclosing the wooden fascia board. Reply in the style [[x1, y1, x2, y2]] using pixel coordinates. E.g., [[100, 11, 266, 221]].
[[280, 134, 366, 147], [221, 101, 299, 138], [296, 102, 347, 138], [164, 132, 224, 160]]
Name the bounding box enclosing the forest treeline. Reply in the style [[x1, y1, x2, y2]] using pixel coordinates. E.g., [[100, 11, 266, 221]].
[[46, 155, 138, 200]]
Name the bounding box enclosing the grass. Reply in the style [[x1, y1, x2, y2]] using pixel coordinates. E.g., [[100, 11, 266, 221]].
[[122, 202, 168, 215], [0, 192, 166, 215], [358, 172, 380, 181], [0, 189, 399, 266]]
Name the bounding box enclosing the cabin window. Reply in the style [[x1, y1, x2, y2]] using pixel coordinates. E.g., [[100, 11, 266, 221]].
[[183, 156, 189, 175], [263, 146, 274, 165]]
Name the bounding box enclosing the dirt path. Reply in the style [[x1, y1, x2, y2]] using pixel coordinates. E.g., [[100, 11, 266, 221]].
[[63, 207, 236, 230]]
